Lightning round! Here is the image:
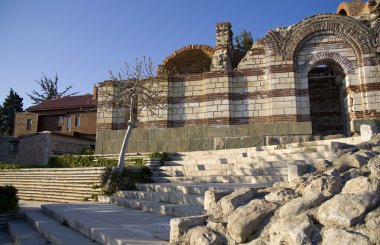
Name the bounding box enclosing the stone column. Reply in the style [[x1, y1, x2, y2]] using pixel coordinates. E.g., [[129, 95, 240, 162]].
[[211, 22, 234, 71]]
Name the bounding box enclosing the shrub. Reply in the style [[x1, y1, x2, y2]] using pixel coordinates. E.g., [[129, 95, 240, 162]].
[[0, 185, 18, 212], [101, 167, 151, 196], [0, 163, 43, 169], [80, 146, 95, 155], [125, 158, 146, 167], [147, 152, 170, 164], [47, 155, 117, 168]]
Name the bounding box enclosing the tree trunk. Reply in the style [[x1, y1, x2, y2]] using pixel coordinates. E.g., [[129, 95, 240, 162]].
[[115, 97, 135, 173]]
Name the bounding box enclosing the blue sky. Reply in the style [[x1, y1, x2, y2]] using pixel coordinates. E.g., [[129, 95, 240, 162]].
[[0, 0, 344, 108]]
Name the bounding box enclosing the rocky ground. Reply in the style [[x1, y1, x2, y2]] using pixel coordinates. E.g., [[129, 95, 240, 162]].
[[171, 133, 380, 244]]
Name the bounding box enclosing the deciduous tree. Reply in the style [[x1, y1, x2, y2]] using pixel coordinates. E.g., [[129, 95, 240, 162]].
[[27, 73, 78, 104], [98, 58, 167, 172]]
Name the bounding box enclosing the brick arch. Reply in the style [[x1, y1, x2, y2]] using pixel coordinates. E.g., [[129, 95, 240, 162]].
[[281, 14, 377, 66], [161, 45, 215, 74], [300, 52, 357, 78], [260, 30, 282, 56]]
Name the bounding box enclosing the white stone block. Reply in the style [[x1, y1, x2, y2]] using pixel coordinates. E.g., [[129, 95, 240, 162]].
[[360, 124, 379, 142]]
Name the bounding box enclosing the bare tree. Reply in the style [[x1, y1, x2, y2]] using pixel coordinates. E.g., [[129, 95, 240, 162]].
[[27, 73, 78, 104], [97, 57, 167, 173]]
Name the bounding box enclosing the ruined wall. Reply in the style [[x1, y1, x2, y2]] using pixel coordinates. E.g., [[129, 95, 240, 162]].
[[96, 14, 380, 154]]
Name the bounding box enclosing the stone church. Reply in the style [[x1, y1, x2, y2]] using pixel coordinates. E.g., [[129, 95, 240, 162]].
[[96, 0, 380, 154]]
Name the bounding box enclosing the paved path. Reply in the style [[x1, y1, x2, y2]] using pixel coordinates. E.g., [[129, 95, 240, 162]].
[[0, 229, 14, 245]]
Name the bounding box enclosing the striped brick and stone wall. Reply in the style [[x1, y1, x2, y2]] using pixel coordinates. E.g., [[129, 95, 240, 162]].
[[96, 12, 380, 154]]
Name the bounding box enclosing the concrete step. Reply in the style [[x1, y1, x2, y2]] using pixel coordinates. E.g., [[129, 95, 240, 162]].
[[7, 219, 49, 245], [152, 174, 286, 184], [168, 136, 362, 161], [135, 183, 270, 195], [158, 161, 288, 171], [153, 167, 288, 177], [17, 189, 98, 198], [9, 185, 101, 193], [24, 210, 97, 245], [41, 202, 170, 244], [98, 196, 205, 217], [166, 152, 332, 166], [117, 190, 204, 207], [17, 194, 89, 203]]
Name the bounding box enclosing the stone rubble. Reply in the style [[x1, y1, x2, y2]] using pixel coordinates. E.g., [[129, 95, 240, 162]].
[[170, 132, 380, 244]]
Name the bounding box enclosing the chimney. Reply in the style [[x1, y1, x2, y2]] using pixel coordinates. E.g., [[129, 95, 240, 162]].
[[215, 22, 233, 48], [93, 85, 98, 101]]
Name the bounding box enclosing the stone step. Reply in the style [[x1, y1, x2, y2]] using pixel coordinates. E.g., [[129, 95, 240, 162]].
[[168, 136, 362, 161], [24, 210, 97, 244], [151, 174, 286, 184], [98, 196, 205, 217], [153, 167, 288, 177], [18, 194, 88, 203], [7, 219, 49, 245], [6, 184, 100, 191], [117, 190, 204, 207], [41, 202, 170, 244], [17, 189, 98, 198], [135, 183, 270, 195], [164, 152, 332, 166], [0, 179, 102, 185], [158, 161, 288, 171]]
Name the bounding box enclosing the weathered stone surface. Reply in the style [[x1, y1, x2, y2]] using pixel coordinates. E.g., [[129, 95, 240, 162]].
[[264, 188, 300, 205], [331, 141, 358, 157], [314, 159, 332, 171], [204, 190, 230, 211], [361, 124, 379, 142], [204, 190, 230, 222], [342, 176, 380, 195], [317, 193, 377, 228], [364, 207, 380, 244], [270, 213, 316, 245], [170, 215, 208, 244], [220, 187, 256, 217], [302, 175, 343, 197], [288, 172, 322, 194], [333, 150, 375, 168], [279, 193, 327, 218], [288, 161, 308, 182], [188, 227, 223, 245], [321, 227, 369, 245], [341, 168, 363, 181], [227, 199, 278, 243], [368, 155, 380, 177]]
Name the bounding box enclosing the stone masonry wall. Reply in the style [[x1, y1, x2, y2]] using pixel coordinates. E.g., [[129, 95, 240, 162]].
[[96, 13, 380, 154]]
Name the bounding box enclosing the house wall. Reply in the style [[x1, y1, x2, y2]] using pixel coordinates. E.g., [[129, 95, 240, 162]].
[[14, 112, 38, 137]]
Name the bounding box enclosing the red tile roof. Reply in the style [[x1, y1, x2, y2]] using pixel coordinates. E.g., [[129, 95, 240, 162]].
[[27, 94, 96, 112]]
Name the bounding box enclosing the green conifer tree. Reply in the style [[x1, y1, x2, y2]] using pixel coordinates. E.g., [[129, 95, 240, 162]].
[[0, 89, 23, 135]]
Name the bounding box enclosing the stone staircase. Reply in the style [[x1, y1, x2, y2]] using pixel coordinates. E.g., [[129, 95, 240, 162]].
[[6, 202, 171, 244], [99, 136, 363, 217], [0, 167, 107, 202]]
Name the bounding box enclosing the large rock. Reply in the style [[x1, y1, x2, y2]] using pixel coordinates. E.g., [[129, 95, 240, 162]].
[[287, 161, 308, 182], [314, 159, 332, 171], [317, 193, 377, 228], [170, 215, 208, 244], [333, 150, 375, 168], [188, 227, 223, 245], [368, 155, 380, 177], [342, 176, 380, 195], [364, 207, 380, 244], [227, 199, 278, 243], [264, 188, 300, 205], [341, 168, 363, 181], [269, 213, 316, 245], [360, 124, 379, 142], [302, 175, 343, 197], [204, 190, 230, 222], [331, 142, 358, 157], [321, 227, 369, 245], [220, 187, 256, 217], [288, 173, 322, 194], [279, 192, 327, 218]]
